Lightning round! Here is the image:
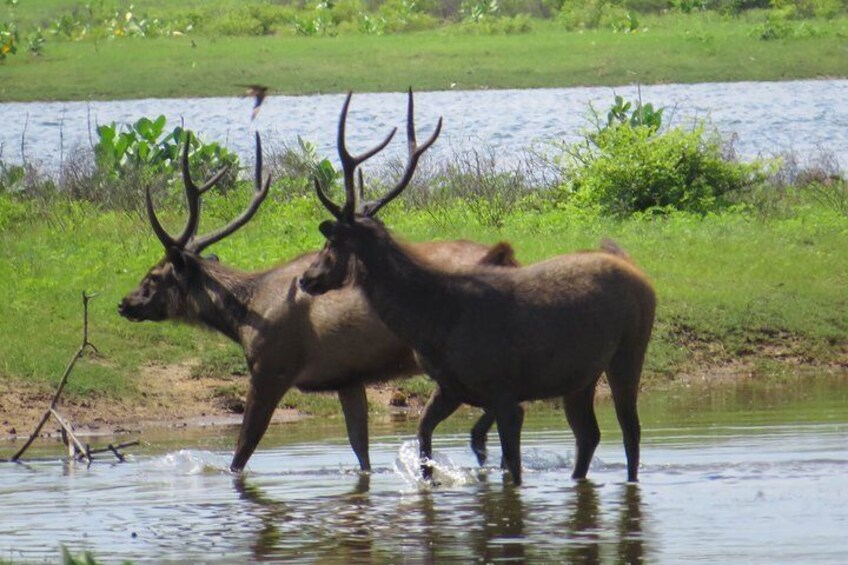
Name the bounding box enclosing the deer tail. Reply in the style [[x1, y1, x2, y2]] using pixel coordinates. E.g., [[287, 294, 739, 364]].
[[599, 238, 633, 263]]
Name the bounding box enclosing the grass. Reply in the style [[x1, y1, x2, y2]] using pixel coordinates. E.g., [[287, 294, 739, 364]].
[[1, 11, 847, 101], [1, 186, 846, 411]]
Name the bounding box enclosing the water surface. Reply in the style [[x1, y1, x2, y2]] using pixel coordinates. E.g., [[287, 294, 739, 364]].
[[1, 376, 846, 563], [2, 80, 846, 174]]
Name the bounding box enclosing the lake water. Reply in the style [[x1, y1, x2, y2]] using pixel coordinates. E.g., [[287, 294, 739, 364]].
[[1, 79, 847, 175], [1, 375, 847, 563]]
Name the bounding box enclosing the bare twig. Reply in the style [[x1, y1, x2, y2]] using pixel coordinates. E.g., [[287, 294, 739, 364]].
[[50, 407, 89, 459], [88, 440, 140, 462], [11, 291, 100, 462]]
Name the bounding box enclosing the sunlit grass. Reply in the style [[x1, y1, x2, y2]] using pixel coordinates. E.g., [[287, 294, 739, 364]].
[[2, 186, 846, 406], [2, 13, 847, 101]]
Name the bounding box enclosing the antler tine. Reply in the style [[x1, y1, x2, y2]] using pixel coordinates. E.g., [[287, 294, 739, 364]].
[[197, 167, 229, 196], [337, 91, 397, 217], [190, 131, 272, 254], [364, 88, 442, 218], [175, 132, 202, 247], [145, 185, 179, 250], [357, 168, 365, 201], [314, 176, 343, 220]]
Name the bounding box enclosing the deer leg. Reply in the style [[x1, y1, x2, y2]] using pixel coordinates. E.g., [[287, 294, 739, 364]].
[[607, 353, 643, 482], [337, 384, 371, 471], [470, 410, 496, 466], [231, 376, 288, 472], [494, 402, 524, 486], [564, 384, 601, 481], [418, 386, 461, 480]]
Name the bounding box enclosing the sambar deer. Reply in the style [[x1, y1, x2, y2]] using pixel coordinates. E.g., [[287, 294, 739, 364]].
[[119, 131, 516, 472], [299, 90, 657, 485]]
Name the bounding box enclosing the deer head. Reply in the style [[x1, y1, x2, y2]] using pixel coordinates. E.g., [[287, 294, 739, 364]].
[[299, 89, 442, 296], [119, 132, 272, 322]]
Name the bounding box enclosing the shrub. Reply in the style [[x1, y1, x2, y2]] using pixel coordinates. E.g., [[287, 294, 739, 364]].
[[56, 115, 242, 210], [211, 5, 294, 36], [94, 115, 238, 185], [0, 20, 17, 60], [263, 136, 338, 199], [559, 100, 766, 216], [557, 0, 638, 31]]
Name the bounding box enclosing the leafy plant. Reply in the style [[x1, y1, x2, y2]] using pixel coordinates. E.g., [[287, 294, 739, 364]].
[[755, 9, 792, 40], [292, 0, 338, 36], [557, 96, 765, 216], [26, 28, 44, 54], [94, 115, 238, 185], [0, 20, 17, 60], [606, 94, 664, 130], [557, 0, 636, 31], [462, 0, 500, 22], [359, 12, 387, 34], [49, 12, 89, 40]]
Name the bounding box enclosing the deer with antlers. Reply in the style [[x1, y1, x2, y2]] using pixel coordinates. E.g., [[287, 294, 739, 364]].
[[119, 131, 516, 472], [299, 90, 657, 485]]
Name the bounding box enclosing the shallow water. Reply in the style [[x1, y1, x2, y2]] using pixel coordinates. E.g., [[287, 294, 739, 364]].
[[1, 80, 847, 174], [1, 376, 847, 564]]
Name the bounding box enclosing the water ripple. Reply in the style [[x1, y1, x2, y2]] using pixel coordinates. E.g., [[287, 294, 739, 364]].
[[2, 80, 846, 174]]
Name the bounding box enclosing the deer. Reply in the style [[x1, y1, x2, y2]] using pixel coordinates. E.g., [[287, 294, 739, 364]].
[[299, 90, 657, 485], [118, 131, 518, 473]]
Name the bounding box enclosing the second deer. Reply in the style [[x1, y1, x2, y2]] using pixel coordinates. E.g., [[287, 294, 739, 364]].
[[300, 90, 657, 485]]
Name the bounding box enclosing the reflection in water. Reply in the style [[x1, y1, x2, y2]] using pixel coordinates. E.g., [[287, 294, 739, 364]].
[[2, 388, 846, 564], [565, 481, 601, 563], [562, 481, 646, 564], [321, 473, 375, 563], [234, 476, 292, 560], [233, 470, 647, 563], [617, 484, 645, 565], [474, 474, 526, 562]]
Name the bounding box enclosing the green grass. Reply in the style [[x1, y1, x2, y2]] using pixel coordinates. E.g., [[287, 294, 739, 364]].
[[2, 11, 847, 101], [1, 188, 846, 407]]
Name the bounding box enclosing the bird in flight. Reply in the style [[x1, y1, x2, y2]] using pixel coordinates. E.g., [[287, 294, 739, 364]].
[[237, 84, 269, 120]]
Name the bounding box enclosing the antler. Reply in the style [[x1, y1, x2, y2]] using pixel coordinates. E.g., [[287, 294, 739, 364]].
[[146, 131, 229, 250], [314, 91, 398, 220], [146, 131, 270, 254], [188, 131, 272, 253], [359, 88, 441, 217]]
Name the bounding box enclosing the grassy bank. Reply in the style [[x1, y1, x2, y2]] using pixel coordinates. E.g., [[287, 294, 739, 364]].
[[1, 188, 846, 411], [1, 5, 847, 101]]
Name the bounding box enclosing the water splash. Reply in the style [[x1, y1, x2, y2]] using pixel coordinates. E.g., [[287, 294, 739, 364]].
[[393, 440, 478, 489], [522, 447, 573, 471], [151, 450, 230, 475]]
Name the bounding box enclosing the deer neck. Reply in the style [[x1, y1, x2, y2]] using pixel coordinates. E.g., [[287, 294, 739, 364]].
[[187, 261, 258, 344], [354, 226, 458, 355]]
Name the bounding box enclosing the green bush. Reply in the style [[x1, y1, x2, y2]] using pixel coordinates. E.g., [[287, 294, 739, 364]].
[[560, 119, 766, 216], [557, 0, 638, 31], [0, 20, 17, 60], [94, 115, 238, 184], [211, 5, 294, 36], [0, 192, 29, 230]]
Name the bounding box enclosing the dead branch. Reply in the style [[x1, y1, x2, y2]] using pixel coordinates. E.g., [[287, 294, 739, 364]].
[[10, 291, 133, 464]]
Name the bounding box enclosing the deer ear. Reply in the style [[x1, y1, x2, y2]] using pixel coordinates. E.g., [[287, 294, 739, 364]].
[[318, 220, 337, 240]]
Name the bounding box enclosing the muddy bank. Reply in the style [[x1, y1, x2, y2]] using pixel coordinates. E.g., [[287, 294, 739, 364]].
[[2, 351, 846, 447]]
